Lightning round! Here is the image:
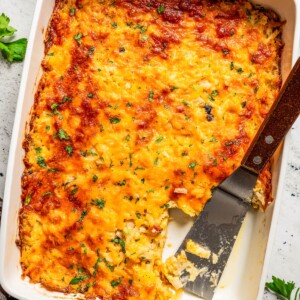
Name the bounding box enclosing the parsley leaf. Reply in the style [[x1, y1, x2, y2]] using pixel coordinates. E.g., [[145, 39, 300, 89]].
[[265, 276, 296, 300], [0, 14, 27, 62], [0, 38, 27, 62], [0, 13, 16, 38]]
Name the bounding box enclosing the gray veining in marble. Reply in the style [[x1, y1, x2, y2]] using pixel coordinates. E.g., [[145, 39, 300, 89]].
[[0, 1, 300, 299]]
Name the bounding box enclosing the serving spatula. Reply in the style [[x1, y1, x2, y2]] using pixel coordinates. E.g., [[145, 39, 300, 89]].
[[176, 57, 300, 299]]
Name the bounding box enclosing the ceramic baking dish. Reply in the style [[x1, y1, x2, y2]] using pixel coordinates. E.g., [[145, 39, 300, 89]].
[[0, 0, 299, 299]]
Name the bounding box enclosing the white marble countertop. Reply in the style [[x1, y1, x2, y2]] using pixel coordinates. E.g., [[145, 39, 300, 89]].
[[0, 1, 300, 299]]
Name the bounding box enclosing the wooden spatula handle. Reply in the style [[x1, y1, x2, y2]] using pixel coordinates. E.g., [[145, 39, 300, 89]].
[[242, 57, 300, 174]]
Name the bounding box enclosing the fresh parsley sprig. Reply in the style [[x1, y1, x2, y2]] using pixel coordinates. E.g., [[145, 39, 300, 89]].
[[265, 276, 300, 300], [0, 13, 28, 62]]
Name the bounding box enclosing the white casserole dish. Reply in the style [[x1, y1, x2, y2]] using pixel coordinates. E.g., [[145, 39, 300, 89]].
[[0, 1, 299, 299]]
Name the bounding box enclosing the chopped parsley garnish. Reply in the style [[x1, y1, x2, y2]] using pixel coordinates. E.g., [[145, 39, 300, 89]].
[[93, 257, 102, 272], [230, 61, 234, 70], [78, 210, 88, 222], [212, 159, 218, 166], [116, 180, 126, 186], [160, 203, 170, 208], [136, 212, 141, 219], [111, 278, 122, 288], [241, 101, 247, 108], [57, 129, 70, 140], [69, 8, 76, 16], [92, 175, 98, 182], [42, 191, 52, 197], [46, 125, 50, 131], [134, 24, 147, 34], [155, 136, 164, 143], [170, 86, 178, 91], [70, 187, 78, 195], [208, 90, 219, 101], [89, 46, 95, 55], [87, 149, 97, 156], [37, 156, 47, 168], [51, 103, 59, 114], [87, 93, 93, 98], [47, 52, 54, 56], [111, 22, 118, 28], [188, 161, 197, 171], [100, 123, 104, 132], [254, 86, 259, 93], [157, 5, 165, 14], [62, 96, 72, 103], [149, 90, 154, 102], [25, 194, 31, 205], [69, 275, 87, 285], [119, 46, 125, 52], [236, 67, 244, 73], [209, 137, 218, 142], [222, 49, 229, 55], [65, 145, 73, 157], [74, 33, 82, 44], [91, 199, 106, 209], [154, 157, 159, 167], [35, 147, 42, 154], [109, 117, 121, 124], [211, 90, 219, 97], [111, 238, 126, 253], [104, 259, 114, 272], [129, 279, 133, 285]]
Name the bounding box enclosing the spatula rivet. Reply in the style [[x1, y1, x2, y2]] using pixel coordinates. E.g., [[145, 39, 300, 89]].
[[253, 156, 262, 165], [265, 135, 274, 144]]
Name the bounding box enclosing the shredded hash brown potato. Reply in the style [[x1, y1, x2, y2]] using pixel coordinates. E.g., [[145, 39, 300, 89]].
[[20, 0, 283, 298]]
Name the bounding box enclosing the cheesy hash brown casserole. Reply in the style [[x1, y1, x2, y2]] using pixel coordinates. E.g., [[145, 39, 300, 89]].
[[20, 0, 283, 298]]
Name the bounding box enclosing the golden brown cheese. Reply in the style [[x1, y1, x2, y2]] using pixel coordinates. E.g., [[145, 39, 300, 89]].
[[19, 0, 283, 299]]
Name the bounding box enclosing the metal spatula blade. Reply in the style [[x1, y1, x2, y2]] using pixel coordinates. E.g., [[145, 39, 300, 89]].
[[176, 57, 300, 299], [176, 167, 257, 299]]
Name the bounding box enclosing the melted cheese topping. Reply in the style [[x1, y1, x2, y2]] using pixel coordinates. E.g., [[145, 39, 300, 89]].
[[20, 0, 283, 299]]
